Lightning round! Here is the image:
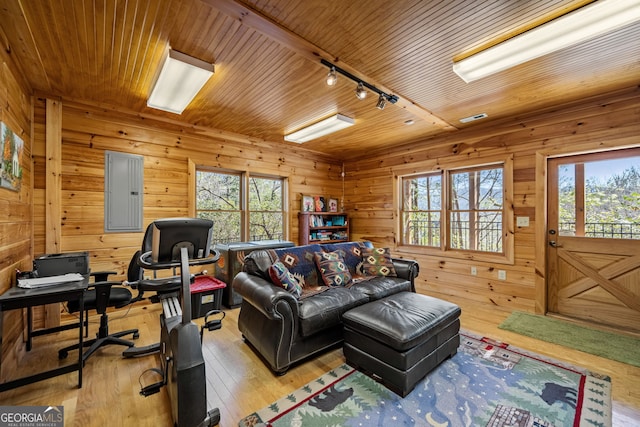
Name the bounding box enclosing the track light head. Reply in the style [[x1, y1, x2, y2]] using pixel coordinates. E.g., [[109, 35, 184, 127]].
[[355, 82, 367, 100], [326, 67, 337, 86], [321, 60, 399, 108]]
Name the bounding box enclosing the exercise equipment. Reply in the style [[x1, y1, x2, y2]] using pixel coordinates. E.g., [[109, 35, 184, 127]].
[[137, 218, 223, 427]]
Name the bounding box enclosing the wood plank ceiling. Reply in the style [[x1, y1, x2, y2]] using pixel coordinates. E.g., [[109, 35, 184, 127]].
[[1, 0, 639, 159]]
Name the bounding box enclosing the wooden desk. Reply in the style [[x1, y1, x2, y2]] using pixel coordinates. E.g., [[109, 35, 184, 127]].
[[0, 279, 87, 392]]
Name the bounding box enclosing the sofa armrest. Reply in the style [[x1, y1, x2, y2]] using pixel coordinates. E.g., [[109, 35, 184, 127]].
[[232, 272, 299, 319], [392, 258, 420, 292]]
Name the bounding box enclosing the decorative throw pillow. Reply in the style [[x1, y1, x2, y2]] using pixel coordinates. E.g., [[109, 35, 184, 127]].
[[269, 261, 302, 298], [361, 247, 397, 277], [314, 251, 353, 287]]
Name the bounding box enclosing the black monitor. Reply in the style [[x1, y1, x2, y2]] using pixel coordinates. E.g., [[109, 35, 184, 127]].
[[150, 217, 213, 263]]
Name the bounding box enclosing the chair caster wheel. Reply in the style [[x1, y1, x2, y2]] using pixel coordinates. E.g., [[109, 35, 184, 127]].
[[133, 332, 140, 339], [59, 350, 68, 359]]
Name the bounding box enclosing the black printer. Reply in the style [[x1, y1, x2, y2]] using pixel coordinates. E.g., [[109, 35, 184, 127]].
[[33, 251, 89, 277]]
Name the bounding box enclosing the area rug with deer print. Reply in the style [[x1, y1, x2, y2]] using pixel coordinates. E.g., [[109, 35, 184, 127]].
[[239, 331, 611, 427]]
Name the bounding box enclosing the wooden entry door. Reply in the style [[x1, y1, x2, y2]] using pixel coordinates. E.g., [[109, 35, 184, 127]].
[[547, 149, 640, 333]]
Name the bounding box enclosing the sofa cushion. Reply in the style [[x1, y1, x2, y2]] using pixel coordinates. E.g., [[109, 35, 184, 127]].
[[322, 241, 373, 276], [297, 287, 369, 337], [243, 244, 324, 288], [268, 261, 302, 298], [349, 276, 412, 301], [314, 251, 353, 287], [361, 247, 397, 277]]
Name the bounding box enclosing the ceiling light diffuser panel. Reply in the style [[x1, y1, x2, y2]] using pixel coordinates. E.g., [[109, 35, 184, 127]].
[[453, 0, 640, 82]]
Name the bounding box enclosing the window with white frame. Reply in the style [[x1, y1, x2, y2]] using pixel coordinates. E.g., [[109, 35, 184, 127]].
[[401, 160, 512, 261], [195, 168, 286, 244]]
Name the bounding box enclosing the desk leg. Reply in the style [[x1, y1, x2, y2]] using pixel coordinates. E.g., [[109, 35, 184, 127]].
[[77, 294, 84, 388], [27, 307, 32, 351]]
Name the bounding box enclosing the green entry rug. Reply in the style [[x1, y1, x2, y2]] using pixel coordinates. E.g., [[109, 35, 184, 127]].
[[238, 332, 611, 427], [498, 311, 640, 368]]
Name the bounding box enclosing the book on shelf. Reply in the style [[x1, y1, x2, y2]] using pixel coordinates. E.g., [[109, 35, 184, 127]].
[[332, 216, 346, 226], [310, 230, 332, 240], [331, 230, 348, 240], [317, 231, 332, 240], [309, 230, 348, 242], [308, 214, 346, 228]]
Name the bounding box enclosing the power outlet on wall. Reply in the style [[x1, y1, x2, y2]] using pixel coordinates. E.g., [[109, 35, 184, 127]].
[[498, 270, 506, 280]]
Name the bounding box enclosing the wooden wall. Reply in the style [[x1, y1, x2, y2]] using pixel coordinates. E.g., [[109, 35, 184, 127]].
[[344, 86, 640, 315], [31, 99, 344, 281], [0, 30, 33, 378], [3, 48, 639, 378]]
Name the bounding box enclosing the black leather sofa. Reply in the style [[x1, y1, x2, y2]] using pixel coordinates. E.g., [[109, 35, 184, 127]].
[[232, 242, 419, 374]]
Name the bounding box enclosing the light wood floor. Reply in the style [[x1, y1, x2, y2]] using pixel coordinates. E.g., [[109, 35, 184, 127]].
[[1, 294, 639, 427]]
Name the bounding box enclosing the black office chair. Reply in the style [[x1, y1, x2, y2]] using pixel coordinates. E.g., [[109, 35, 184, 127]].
[[59, 271, 139, 363]]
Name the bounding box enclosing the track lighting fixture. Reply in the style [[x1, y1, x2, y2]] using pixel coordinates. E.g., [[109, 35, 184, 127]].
[[355, 82, 367, 100], [326, 67, 337, 86], [320, 59, 398, 109]]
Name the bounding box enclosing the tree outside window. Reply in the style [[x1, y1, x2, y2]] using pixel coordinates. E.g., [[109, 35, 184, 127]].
[[556, 153, 640, 239], [248, 176, 284, 241], [401, 163, 507, 256], [196, 169, 286, 244], [449, 167, 503, 252], [402, 173, 442, 247]]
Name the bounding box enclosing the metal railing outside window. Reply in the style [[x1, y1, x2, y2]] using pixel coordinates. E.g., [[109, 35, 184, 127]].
[[406, 219, 502, 252], [210, 232, 283, 246], [559, 222, 640, 239]]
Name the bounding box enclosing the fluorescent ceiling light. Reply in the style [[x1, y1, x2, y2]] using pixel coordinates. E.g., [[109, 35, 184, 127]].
[[284, 114, 355, 143], [147, 49, 214, 114], [453, 0, 640, 83]]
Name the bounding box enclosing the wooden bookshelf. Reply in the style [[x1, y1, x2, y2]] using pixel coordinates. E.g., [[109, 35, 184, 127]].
[[298, 212, 349, 245]]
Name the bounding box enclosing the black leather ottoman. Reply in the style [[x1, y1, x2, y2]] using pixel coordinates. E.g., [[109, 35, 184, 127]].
[[342, 291, 461, 397]]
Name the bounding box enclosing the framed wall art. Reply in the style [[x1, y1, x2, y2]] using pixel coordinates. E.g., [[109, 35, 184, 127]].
[[314, 196, 325, 212], [328, 198, 338, 212], [302, 195, 314, 212], [0, 122, 24, 192]]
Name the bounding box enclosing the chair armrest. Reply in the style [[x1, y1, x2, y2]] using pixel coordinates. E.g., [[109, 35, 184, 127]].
[[392, 258, 420, 291], [90, 271, 118, 282], [232, 272, 299, 320]]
